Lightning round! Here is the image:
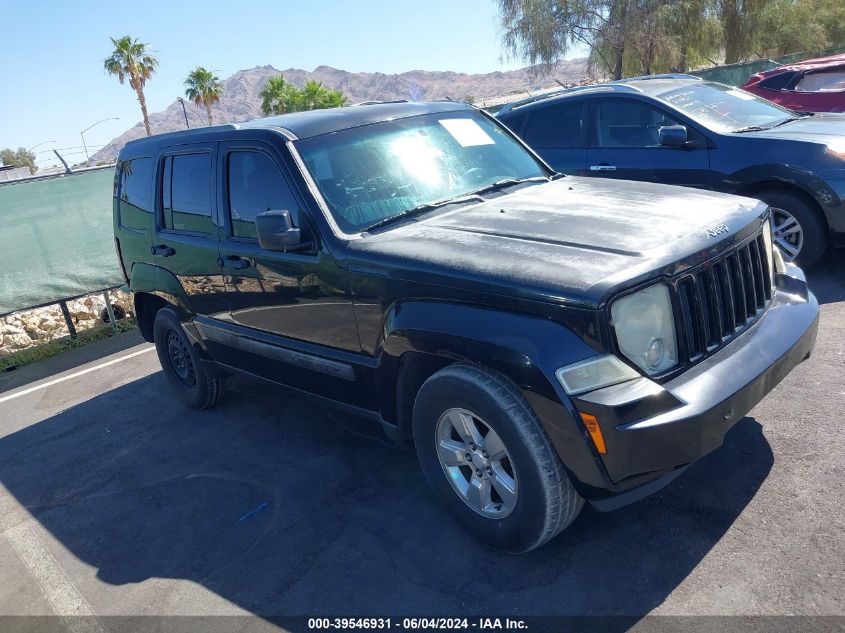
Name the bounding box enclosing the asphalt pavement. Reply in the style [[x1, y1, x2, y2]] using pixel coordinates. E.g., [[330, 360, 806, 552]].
[[0, 253, 842, 630]]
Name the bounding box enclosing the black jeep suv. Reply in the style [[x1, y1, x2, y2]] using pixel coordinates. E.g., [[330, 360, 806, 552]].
[[113, 101, 818, 552]]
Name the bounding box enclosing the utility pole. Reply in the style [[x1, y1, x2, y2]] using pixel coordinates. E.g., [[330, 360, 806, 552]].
[[177, 97, 191, 129], [53, 149, 71, 174]]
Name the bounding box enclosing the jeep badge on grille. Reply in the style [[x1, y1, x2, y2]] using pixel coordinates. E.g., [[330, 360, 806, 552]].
[[706, 223, 730, 237]]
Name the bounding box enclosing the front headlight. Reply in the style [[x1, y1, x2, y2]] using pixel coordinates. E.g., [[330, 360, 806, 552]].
[[611, 284, 678, 375], [826, 139, 845, 161], [762, 217, 781, 277], [555, 355, 640, 395], [763, 215, 786, 274]]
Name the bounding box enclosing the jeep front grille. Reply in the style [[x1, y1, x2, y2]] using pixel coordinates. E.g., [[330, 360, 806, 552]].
[[674, 231, 773, 363]]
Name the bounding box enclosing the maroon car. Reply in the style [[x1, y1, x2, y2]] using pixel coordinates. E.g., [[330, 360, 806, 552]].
[[742, 54, 845, 113]]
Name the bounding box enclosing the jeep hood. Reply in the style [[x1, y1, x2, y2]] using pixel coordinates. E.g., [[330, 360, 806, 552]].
[[345, 177, 768, 307]]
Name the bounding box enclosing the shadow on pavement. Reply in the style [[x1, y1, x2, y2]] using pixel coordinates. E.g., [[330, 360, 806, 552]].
[[806, 249, 845, 305], [0, 371, 773, 619]]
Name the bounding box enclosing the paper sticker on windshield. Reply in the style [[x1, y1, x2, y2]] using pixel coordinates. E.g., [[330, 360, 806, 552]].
[[726, 89, 754, 101], [438, 118, 495, 147]]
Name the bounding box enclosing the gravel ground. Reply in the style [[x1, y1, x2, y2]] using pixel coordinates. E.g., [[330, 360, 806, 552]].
[[0, 253, 842, 629]]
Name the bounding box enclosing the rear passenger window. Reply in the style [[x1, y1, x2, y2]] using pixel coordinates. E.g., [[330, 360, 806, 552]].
[[117, 157, 152, 229], [162, 153, 214, 234], [760, 71, 798, 91], [796, 70, 845, 92], [522, 103, 585, 148], [227, 151, 301, 240]]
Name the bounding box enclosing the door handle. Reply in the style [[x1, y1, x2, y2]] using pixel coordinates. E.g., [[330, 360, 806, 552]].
[[151, 244, 175, 257], [589, 164, 617, 172], [217, 256, 252, 270]]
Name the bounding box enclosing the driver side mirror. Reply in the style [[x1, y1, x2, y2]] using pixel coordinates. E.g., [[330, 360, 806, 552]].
[[255, 210, 311, 252], [659, 125, 688, 147]]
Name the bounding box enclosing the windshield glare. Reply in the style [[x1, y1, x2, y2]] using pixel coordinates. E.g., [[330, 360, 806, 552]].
[[660, 82, 796, 132], [296, 111, 547, 233]]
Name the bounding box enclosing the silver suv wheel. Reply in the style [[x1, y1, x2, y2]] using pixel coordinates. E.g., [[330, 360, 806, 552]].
[[435, 407, 518, 518], [771, 207, 803, 261]]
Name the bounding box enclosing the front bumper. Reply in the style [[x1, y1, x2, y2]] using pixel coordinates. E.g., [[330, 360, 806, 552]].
[[572, 263, 819, 508]]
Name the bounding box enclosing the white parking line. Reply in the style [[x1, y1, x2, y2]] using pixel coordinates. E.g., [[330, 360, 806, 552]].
[[6, 519, 105, 631], [0, 347, 155, 405]]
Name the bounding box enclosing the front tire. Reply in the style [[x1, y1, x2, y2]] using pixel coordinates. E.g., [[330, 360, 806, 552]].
[[153, 307, 223, 409], [756, 190, 827, 269], [412, 364, 583, 552]]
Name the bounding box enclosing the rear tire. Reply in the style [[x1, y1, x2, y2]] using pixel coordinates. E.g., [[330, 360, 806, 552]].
[[756, 190, 827, 269], [153, 307, 223, 409], [412, 363, 583, 552]]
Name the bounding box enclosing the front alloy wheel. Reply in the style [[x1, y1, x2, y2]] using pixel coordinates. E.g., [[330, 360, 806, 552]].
[[413, 364, 584, 552], [435, 408, 518, 518], [771, 207, 803, 262], [757, 189, 827, 269]]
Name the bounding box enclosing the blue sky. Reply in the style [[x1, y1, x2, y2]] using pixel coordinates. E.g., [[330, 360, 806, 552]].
[[0, 0, 569, 167]]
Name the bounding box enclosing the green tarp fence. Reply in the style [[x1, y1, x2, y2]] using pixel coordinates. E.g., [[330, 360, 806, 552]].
[[0, 168, 123, 315], [690, 59, 781, 86], [690, 46, 845, 86]]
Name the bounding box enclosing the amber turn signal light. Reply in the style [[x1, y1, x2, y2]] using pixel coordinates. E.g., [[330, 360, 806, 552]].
[[580, 412, 607, 455]]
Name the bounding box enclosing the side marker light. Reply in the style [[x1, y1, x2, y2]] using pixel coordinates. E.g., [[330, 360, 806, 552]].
[[580, 412, 607, 455]]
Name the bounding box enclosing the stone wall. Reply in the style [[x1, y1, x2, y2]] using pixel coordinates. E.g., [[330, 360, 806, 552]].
[[0, 289, 133, 357]]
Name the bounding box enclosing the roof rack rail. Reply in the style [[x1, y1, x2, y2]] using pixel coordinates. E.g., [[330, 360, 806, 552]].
[[495, 88, 572, 112], [616, 73, 701, 82], [498, 83, 642, 113], [352, 99, 411, 106]]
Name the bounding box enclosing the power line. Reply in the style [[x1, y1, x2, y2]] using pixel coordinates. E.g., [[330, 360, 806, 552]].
[[34, 143, 108, 155]]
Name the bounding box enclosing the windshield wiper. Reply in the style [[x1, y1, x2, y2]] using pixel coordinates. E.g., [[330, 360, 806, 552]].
[[362, 177, 548, 233], [363, 193, 486, 232], [771, 116, 802, 128], [362, 176, 549, 233], [733, 125, 767, 133], [734, 116, 801, 133], [467, 176, 549, 196]]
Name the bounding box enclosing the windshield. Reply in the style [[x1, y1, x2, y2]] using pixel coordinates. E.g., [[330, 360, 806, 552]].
[[295, 111, 548, 233], [660, 82, 797, 132]]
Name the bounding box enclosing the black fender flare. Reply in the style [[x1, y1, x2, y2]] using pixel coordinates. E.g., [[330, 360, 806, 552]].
[[129, 262, 211, 359], [723, 163, 837, 218], [376, 300, 610, 489], [129, 262, 193, 316]]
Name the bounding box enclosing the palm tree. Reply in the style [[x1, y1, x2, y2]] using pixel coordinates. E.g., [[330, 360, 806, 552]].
[[323, 88, 347, 109], [103, 36, 158, 136], [184, 67, 222, 126], [260, 75, 348, 115], [299, 80, 324, 111], [298, 80, 348, 111], [259, 75, 299, 115]]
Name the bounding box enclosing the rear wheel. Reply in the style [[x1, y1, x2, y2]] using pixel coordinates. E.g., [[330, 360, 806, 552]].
[[756, 190, 827, 269], [153, 308, 223, 409], [412, 364, 583, 552]]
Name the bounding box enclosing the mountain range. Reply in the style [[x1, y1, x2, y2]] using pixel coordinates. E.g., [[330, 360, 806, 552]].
[[90, 59, 589, 163]]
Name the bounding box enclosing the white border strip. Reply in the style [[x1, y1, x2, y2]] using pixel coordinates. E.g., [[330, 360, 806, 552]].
[[6, 519, 105, 630], [0, 347, 154, 405]]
